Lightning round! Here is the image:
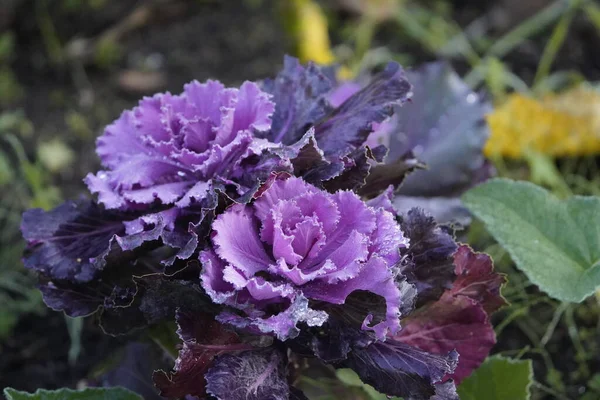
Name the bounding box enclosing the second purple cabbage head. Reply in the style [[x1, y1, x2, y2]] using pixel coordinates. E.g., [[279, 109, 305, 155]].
[[201, 174, 412, 341]]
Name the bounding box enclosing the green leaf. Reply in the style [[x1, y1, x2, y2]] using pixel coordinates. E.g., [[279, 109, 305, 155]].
[[463, 178, 600, 302], [147, 320, 179, 359], [458, 356, 533, 400], [335, 368, 364, 387], [3, 387, 141, 400], [335, 369, 402, 400]]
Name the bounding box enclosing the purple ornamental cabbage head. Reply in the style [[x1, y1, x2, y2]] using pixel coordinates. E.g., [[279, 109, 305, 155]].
[[200, 175, 412, 340], [86, 80, 275, 210]]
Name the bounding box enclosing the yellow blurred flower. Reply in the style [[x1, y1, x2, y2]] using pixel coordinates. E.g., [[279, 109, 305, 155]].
[[286, 0, 335, 65], [485, 85, 600, 158]]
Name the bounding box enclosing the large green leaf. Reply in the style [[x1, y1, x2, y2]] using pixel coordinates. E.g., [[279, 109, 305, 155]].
[[458, 356, 533, 400], [463, 178, 600, 302], [3, 387, 141, 400]]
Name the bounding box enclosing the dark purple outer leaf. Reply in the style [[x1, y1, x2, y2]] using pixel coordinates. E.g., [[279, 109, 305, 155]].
[[22, 201, 132, 282], [37, 282, 96, 317], [20, 198, 213, 283], [205, 349, 292, 400], [343, 339, 458, 400], [285, 129, 345, 185], [39, 260, 212, 335], [399, 208, 458, 305], [314, 62, 412, 157], [358, 150, 423, 198], [322, 146, 383, 193], [288, 317, 374, 364], [261, 57, 413, 196], [99, 342, 168, 400], [22, 196, 217, 333], [261, 55, 333, 144], [100, 274, 214, 335], [153, 311, 249, 398]]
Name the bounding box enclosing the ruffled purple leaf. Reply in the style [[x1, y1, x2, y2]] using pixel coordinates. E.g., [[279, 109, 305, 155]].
[[301, 257, 416, 339], [262, 57, 412, 194], [261, 56, 333, 145], [233, 144, 295, 196], [215, 294, 329, 342], [205, 349, 293, 400], [314, 62, 412, 157], [330, 290, 409, 335], [86, 80, 276, 211], [366, 186, 396, 214], [342, 339, 458, 400], [21, 200, 163, 283], [153, 311, 250, 398], [125, 186, 219, 267], [399, 208, 458, 305]]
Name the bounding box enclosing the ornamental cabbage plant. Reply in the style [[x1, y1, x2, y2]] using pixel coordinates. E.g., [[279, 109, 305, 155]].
[[21, 56, 503, 400], [85, 80, 276, 210]]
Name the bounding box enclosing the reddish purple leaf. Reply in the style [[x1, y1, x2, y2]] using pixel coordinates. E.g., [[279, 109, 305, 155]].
[[153, 311, 251, 398], [396, 295, 495, 383], [395, 245, 506, 383], [450, 245, 508, 314]]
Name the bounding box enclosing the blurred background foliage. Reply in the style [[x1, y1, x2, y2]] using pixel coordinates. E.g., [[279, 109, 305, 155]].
[[0, 0, 599, 398]]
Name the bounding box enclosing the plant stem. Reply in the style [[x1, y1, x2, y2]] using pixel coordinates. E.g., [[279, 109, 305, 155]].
[[533, 0, 580, 88], [540, 302, 568, 347]]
